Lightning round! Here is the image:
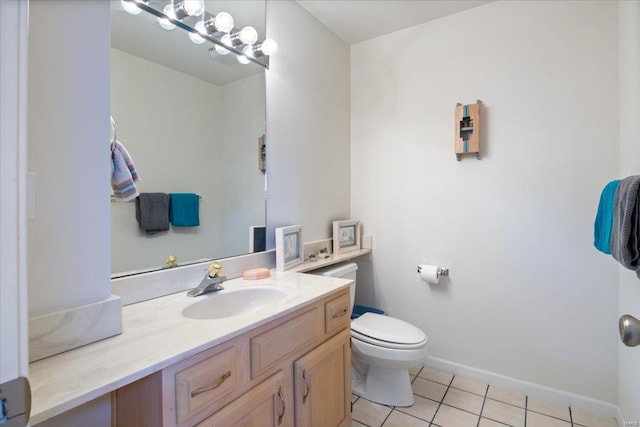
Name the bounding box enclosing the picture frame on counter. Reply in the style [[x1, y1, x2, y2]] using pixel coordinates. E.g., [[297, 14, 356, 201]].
[[275, 225, 304, 271], [333, 220, 361, 255]]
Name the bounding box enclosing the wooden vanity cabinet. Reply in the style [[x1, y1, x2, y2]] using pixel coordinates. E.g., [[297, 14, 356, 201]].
[[294, 329, 351, 427], [197, 371, 286, 427], [112, 287, 352, 427]]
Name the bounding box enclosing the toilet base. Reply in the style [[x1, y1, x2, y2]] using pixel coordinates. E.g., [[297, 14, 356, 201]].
[[352, 364, 415, 407]]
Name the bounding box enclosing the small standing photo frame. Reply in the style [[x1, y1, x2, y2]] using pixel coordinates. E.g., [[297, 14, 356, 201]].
[[333, 220, 361, 255], [275, 225, 304, 271]]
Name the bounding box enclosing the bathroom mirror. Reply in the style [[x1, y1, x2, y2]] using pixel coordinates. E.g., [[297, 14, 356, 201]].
[[110, 0, 267, 277]]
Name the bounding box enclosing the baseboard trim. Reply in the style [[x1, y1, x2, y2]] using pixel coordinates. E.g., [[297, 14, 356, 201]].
[[29, 295, 122, 362], [423, 356, 621, 422]]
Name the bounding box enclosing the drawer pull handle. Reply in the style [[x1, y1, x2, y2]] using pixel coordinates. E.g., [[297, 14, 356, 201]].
[[277, 386, 285, 425], [302, 370, 311, 404], [332, 308, 348, 319], [191, 370, 232, 398]]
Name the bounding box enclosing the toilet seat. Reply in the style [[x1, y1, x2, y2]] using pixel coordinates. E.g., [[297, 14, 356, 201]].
[[351, 313, 427, 350]]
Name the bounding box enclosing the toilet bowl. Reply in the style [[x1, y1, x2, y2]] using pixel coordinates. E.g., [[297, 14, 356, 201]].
[[313, 262, 428, 407]]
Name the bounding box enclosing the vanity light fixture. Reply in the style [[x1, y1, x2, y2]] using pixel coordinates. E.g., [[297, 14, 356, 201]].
[[121, 0, 145, 15], [237, 45, 255, 64], [231, 26, 259, 46], [213, 33, 232, 55], [189, 11, 234, 45], [157, 4, 177, 31], [173, 0, 205, 20], [198, 12, 235, 35], [189, 21, 207, 44], [256, 39, 278, 57], [127, 0, 277, 68], [237, 54, 251, 65]]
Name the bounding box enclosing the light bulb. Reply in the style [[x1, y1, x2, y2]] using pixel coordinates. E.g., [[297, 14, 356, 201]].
[[243, 45, 255, 59], [237, 54, 251, 65], [214, 34, 232, 55], [183, 0, 205, 16], [260, 39, 278, 56], [121, 0, 141, 15], [158, 5, 176, 30], [214, 12, 234, 33], [189, 21, 206, 44], [239, 26, 258, 45]]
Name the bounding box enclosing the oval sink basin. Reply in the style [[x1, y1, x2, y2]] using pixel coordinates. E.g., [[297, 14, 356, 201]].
[[182, 287, 287, 320]]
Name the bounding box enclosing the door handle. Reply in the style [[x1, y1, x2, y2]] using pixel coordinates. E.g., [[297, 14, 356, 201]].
[[619, 314, 640, 347], [302, 370, 311, 404]]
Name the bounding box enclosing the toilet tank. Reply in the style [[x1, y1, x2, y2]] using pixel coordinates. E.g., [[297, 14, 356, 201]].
[[312, 262, 357, 313]]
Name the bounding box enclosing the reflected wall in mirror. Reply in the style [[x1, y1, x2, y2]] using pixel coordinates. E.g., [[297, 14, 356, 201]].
[[110, 0, 266, 277]]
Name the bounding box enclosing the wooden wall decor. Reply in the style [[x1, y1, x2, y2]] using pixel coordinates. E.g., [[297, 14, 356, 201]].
[[455, 100, 481, 161]]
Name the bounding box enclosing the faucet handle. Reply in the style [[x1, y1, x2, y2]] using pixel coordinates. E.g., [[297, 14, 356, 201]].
[[208, 262, 222, 278], [166, 254, 178, 268]]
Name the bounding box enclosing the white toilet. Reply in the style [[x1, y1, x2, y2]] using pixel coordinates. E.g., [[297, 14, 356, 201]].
[[314, 262, 428, 407]]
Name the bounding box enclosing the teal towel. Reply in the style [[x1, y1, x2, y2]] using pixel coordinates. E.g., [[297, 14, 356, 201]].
[[594, 180, 621, 254], [169, 193, 200, 227]]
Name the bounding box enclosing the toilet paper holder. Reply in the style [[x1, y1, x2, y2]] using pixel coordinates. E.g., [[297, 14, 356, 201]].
[[417, 265, 449, 277]]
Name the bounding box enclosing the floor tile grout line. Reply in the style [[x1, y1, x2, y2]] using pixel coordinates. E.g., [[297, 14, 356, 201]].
[[526, 407, 574, 424], [429, 373, 455, 426], [379, 407, 394, 427], [569, 406, 574, 426], [367, 367, 604, 427], [476, 384, 489, 427]]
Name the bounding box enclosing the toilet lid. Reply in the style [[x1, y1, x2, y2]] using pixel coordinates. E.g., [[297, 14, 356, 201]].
[[351, 313, 427, 349]]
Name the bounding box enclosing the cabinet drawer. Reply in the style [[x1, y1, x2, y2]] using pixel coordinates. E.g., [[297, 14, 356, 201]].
[[325, 291, 350, 335], [175, 346, 238, 424], [251, 307, 320, 378], [196, 371, 285, 427]]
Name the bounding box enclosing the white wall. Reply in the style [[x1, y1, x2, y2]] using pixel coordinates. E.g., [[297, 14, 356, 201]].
[[265, 0, 351, 248], [617, 0, 640, 421], [110, 48, 224, 274], [0, 0, 29, 384], [219, 74, 267, 255], [351, 0, 619, 403], [27, 0, 111, 316]]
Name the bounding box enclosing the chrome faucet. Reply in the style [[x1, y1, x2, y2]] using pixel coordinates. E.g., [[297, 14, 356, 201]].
[[187, 262, 227, 297]]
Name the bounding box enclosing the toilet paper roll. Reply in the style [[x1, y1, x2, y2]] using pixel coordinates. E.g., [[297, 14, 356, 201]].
[[418, 265, 440, 285]]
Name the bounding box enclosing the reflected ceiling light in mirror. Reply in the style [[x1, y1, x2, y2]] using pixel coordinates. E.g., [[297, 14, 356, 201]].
[[238, 44, 259, 65], [157, 4, 176, 30], [189, 21, 207, 44], [121, 0, 142, 15], [213, 33, 232, 55], [237, 53, 251, 65]]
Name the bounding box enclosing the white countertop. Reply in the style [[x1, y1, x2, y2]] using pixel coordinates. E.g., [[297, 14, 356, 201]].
[[28, 271, 351, 425]]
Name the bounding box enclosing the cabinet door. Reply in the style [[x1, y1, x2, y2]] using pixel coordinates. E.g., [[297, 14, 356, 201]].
[[197, 371, 286, 427], [294, 329, 351, 427]]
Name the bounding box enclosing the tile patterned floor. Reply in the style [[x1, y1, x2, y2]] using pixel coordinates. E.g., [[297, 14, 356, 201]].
[[351, 366, 619, 427]]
